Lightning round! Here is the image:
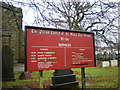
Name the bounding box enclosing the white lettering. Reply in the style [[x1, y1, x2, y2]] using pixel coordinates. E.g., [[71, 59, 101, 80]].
[[60, 37, 69, 41], [58, 43, 71, 47], [84, 34, 91, 37], [40, 48, 48, 50]]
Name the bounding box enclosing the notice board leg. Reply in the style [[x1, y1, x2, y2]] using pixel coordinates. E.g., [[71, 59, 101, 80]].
[[81, 67, 86, 90], [39, 71, 41, 88], [39, 71, 43, 77]]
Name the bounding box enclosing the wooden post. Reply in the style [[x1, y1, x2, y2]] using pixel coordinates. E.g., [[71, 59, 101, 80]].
[[81, 67, 86, 90]]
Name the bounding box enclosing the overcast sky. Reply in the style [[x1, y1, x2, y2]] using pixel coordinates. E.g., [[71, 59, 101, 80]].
[[1, 0, 119, 47], [1, 0, 120, 30]]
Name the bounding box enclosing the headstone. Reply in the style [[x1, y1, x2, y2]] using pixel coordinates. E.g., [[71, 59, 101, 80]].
[[110, 60, 118, 67], [50, 69, 79, 89], [97, 53, 103, 61], [19, 71, 31, 80], [112, 52, 116, 60], [104, 52, 109, 60], [102, 61, 110, 67], [53, 69, 73, 76], [2, 45, 15, 81]]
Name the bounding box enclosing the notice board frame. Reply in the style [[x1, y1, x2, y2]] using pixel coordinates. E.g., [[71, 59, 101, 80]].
[[25, 26, 96, 72]]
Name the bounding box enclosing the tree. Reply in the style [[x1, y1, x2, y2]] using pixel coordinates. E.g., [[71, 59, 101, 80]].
[[36, 0, 119, 49], [2, 0, 119, 51]]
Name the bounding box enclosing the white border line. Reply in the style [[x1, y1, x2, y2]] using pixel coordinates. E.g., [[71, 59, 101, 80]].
[[31, 46, 92, 49]]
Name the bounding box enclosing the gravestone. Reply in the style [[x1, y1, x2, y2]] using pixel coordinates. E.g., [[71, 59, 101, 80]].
[[104, 51, 109, 60], [112, 52, 116, 60], [2, 45, 15, 81], [50, 69, 79, 89], [102, 61, 110, 67], [110, 60, 118, 67], [53, 69, 73, 76], [19, 71, 31, 80]]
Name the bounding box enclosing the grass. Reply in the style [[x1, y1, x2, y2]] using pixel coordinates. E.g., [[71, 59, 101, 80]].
[[73, 67, 119, 88], [2, 66, 119, 89]]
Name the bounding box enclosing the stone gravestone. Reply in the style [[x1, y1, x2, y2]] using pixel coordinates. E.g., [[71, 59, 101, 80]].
[[19, 71, 31, 80], [50, 69, 79, 89], [102, 61, 110, 67], [2, 45, 15, 81], [104, 51, 109, 60], [112, 52, 116, 60], [110, 60, 118, 67], [106, 52, 109, 60]]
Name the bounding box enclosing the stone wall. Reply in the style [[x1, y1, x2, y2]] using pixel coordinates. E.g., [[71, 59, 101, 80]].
[[1, 2, 24, 62]]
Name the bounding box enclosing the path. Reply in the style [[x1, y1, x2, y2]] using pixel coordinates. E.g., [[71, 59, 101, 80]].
[[14, 64, 24, 72]]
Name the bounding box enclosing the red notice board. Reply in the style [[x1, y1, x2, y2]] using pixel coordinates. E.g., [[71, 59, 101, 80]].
[[25, 26, 96, 71]]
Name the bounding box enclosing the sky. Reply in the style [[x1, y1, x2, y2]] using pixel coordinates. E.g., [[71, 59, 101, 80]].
[[1, 0, 120, 30], [2, 0, 119, 27], [1, 0, 119, 47], [1, 0, 120, 2]]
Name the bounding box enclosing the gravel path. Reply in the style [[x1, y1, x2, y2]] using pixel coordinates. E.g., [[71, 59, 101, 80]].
[[14, 64, 24, 72]]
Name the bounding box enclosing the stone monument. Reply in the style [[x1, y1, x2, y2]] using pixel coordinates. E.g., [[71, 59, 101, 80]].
[[50, 69, 79, 89], [2, 45, 15, 81], [112, 52, 116, 60]]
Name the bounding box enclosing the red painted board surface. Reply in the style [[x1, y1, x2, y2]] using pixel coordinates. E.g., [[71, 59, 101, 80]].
[[25, 26, 95, 71]]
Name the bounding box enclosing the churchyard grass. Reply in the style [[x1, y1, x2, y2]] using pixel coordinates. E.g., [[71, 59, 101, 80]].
[[2, 66, 119, 88]]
